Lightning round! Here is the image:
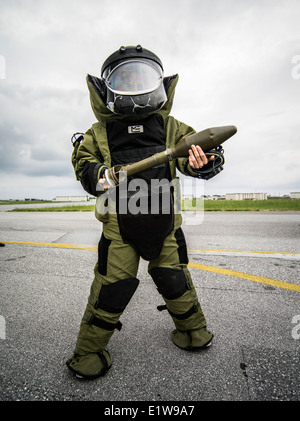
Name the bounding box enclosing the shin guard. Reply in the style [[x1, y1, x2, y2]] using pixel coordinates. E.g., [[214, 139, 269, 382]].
[[74, 278, 139, 356], [151, 266, 207, 331]]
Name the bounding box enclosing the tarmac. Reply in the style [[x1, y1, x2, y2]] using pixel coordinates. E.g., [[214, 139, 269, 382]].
[[0, 208, 299, 404]]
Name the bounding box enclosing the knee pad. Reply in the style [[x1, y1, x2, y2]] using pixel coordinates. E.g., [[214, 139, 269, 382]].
[[88, 277, 139, 333], [151, 267, 206, 331], [150, 267, 189, 300], [95, 277, 139, 313]]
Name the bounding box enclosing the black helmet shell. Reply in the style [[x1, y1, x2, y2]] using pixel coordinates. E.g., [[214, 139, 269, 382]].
[[101, 45, 163, 76]]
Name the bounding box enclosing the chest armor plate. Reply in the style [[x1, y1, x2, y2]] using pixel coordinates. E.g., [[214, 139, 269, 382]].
[[106, 114, 174, 260]]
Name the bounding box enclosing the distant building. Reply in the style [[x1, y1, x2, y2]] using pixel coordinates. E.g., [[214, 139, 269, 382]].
[[225, 193, 267, 201], [182, 194, 193, 201], [54, 195, 89, 202], [290, 192, 300, 199], [205, 195, 225, 200]]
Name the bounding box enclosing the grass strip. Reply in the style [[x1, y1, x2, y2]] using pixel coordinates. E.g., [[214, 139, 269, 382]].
[[8, 199, 300, 212]]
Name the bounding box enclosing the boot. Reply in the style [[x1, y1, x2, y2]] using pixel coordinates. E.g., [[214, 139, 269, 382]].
[[172, 327, 213, 350], [66, 349, 112, 379]]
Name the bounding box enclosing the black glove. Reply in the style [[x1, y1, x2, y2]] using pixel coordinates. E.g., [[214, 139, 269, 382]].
[[188, 146, 225, 180]]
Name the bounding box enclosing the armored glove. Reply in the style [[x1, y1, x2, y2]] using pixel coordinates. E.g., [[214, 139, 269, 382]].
[[188, 146, 225, 180]]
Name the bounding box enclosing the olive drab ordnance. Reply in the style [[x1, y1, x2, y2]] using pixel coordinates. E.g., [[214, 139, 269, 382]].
[[106, 125, 237, 185]]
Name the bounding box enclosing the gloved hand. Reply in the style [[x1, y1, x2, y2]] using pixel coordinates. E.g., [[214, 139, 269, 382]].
[[187, 146, 225, 180], [188, 144, 215, 169]]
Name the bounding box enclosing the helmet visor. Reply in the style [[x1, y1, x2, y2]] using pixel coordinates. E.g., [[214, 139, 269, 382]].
[[103, 59, 163, 95]]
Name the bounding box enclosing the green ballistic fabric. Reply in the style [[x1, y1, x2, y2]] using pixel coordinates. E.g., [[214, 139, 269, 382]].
[[67, 350, 112, 379], [74, 300, 120, 355], [74, 212, 207, 356], [70, 71, 211, 371], [172, 327, 213, 350]]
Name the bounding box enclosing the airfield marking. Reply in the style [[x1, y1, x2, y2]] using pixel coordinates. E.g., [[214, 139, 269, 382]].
[[2, 241, 299, 256], [1, 240, 300, 293], [188, 262, 300, 293], [188, 248, 300, 256], [0, 240, 97, 251]]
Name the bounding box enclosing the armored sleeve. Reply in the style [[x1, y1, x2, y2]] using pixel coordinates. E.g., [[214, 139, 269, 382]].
[[171, 118, 201, 178], [74, 128, 107, 196]]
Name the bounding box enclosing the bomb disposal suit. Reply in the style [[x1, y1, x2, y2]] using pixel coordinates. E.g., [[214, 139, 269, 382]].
[[67, 45, 223, 379]]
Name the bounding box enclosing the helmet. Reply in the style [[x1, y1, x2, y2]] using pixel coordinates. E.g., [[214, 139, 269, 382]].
[[101, 45, 167, 115]]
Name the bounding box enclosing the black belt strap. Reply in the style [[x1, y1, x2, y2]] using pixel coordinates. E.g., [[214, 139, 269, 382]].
[[89, 315, 122, 331], [157, 304, 198, 320]]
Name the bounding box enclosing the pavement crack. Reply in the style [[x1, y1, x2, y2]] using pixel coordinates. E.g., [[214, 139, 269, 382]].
[[4, 255, 26, 262], [240, 346, 251, 399], [53, 233, 68, 243], [240, 362, 248, 378]]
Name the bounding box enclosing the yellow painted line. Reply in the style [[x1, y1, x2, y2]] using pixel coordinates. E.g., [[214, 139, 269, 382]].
[[2, 240, 300, 293], [0, 240, 97, 251], [188, 248, 300, 256], [188, 262, 300, 293], [2, 241, 298, 256]]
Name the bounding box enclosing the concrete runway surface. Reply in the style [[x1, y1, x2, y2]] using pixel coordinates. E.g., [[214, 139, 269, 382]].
[[0, 209, 299, 402]]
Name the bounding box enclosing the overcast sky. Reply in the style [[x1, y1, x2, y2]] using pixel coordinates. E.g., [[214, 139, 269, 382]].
[[0, 0, 299, 199]]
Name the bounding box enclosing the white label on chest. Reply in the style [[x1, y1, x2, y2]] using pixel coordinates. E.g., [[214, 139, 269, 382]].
[[128, 125, 144, 134]]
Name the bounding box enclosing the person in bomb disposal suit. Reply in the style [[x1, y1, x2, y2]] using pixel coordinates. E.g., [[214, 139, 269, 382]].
[[67, 45, 225, 379]]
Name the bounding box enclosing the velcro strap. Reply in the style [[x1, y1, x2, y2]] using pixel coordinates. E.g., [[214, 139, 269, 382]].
[[157, 304, 198, 320], [96, 352, 109, 372], [89, 315, 122, 331]]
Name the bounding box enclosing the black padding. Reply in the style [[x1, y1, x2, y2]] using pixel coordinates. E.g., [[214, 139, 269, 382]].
[[81, 161, 102, 196], [174, 228, 189, 264], [106, 113, 174, 261], [97, 234, 111, 276], [117, 212, 174, 261], [107, 114, 166, 163], [95, 278, 139, 313], [150, 267, 189, 300]]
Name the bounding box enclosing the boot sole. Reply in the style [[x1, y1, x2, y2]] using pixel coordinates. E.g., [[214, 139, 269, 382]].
[[66, 359, 111, 380]]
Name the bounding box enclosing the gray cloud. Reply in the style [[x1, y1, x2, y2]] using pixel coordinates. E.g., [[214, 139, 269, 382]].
[[0, 0, 299, 199], [0, 82, 89, 178]]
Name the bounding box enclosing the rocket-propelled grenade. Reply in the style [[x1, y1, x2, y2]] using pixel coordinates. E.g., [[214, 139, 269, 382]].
[[106, 125, 237, 185]]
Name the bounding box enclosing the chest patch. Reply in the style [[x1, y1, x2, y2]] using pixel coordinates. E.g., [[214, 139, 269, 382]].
[[128, 125, 144, 134]]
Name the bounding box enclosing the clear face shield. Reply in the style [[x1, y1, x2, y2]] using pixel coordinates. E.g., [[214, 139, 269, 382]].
[[102, 59, 167, 115]]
